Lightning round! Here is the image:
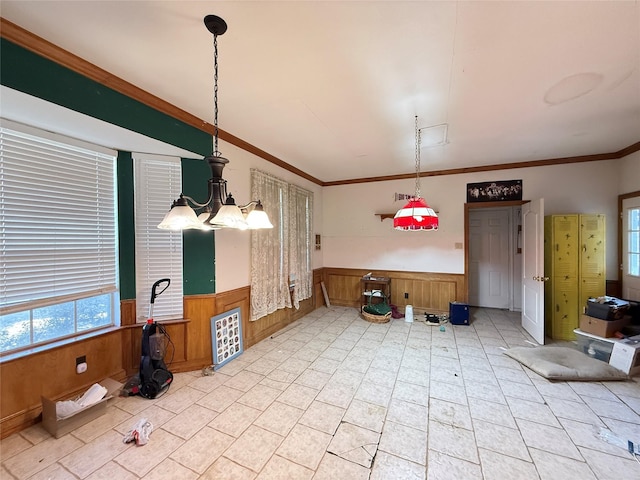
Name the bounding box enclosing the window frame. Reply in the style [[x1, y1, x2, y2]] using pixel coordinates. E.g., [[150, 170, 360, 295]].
[[628, 206, 640, 277]]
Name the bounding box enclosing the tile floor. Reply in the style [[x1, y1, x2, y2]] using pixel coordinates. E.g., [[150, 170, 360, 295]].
[[2, 307, 640, 479]]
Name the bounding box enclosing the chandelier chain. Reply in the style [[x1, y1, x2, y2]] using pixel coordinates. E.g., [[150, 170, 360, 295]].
[[213, 34, 219, 156], [414, 115, 421, 199]]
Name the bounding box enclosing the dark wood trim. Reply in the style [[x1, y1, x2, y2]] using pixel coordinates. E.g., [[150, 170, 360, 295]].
[[464, 200, 528, 303], [3, 18, 638, 188], [323, 152, 635, 186], [0, 18, 323, 186], [606, 280, 621, 298], [615, 142, 640, 158], [617, 190, 640, 290]]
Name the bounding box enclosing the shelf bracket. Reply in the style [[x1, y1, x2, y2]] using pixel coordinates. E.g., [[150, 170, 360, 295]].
[[375, 213, 396, 222]]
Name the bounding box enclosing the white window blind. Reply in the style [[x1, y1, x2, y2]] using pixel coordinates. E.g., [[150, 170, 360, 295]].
[[134, 153, 183, 322], [0, 120, 118, 315]]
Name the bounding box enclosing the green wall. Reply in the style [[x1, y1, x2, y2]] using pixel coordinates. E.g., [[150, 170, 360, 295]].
[[183, 159, 216, 293], [1, 38, 215, 296], [117, 151, 136, 299]]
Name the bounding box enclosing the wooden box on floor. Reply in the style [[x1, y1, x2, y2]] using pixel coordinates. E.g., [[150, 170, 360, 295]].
[[41, 378, 122, 438]]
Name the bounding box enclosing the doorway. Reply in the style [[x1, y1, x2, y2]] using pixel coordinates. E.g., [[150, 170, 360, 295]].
[[620, 192, 640, 300], [466, 203, 523, 311]]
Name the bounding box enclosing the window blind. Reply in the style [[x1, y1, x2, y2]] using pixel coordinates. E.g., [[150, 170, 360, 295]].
[[0, 121, 118, 315], [133, 153, 184, 322]]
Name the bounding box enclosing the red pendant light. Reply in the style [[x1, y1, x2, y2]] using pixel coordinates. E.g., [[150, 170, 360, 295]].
[[393, 197, 439, 231], [393, 116, 439, 231]]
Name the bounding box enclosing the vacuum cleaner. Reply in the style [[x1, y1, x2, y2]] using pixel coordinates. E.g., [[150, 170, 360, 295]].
[[138, 278, 174, 399]]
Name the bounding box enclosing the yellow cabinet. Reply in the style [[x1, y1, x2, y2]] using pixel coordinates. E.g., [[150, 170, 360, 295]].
[[544, 214, 605, 340]]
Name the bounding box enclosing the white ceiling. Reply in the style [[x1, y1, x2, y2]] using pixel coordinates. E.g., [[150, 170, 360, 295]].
[[2, 1, 639, 183]]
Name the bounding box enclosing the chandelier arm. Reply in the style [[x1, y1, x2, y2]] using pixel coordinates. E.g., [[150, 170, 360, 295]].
[[180, 193, 212, 209], [238, 200, 259, 210]]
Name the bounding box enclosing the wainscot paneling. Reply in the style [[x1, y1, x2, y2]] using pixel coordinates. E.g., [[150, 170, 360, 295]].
[[322, 267, 464, 313], [239, 270, 322, 348], [121, 295, 216, 376], [0, 330, 125, 439]]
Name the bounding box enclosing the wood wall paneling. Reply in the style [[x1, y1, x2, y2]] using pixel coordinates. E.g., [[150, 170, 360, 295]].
[[323, 267, 464, 313], [237, 277, 318, 349], [326, 273, 361, 307], [0, 331, 125, 438], [183, 295, 217, 361]]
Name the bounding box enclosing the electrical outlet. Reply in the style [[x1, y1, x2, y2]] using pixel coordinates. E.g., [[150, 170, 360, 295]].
[[76, 355, 86, 366], [404, 292, 409, 299]]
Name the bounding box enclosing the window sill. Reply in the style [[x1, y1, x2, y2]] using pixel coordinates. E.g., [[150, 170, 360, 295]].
[[0, 325, 122, 363], [0, 319, 191, 363], [121, 318, 191, 329]]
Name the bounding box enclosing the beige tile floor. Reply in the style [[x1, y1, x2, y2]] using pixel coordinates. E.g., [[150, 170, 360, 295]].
[[2, 307, 640, 479]]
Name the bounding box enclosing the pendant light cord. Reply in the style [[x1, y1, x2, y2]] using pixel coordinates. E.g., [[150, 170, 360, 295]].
[[213, 34, 220, 157], [414, 115, 421, 199]]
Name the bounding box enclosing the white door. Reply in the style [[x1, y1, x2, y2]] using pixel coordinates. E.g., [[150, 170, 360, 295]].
[[622, 196, 640, 300], [469, 208, 511, 308], [522, 198, 545, 344]]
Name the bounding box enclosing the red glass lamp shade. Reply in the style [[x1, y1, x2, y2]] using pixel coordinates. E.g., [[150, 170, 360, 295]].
[[393, 197, 439, 231]]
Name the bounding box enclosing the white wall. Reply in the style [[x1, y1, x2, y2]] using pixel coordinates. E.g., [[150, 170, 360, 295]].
[[213, 140, 323, 293], [619, 150, 640, 194], [214, 150, 635, 293], [323, 159, 622, 279]]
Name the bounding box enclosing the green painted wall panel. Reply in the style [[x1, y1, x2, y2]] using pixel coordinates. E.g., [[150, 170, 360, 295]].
[[117, 151, 136, 300], [182, 158, 216, 294]]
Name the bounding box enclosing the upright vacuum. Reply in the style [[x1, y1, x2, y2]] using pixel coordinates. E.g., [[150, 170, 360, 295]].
[[138, 279, 173, 399]]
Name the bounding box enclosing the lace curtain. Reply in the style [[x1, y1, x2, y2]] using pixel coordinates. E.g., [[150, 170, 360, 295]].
[[250, 170, 291, 321], [289, 184, 314, 309]]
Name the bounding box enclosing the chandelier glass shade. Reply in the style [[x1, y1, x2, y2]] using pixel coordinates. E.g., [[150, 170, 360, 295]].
[[157, 196, 203, 230], [157, 15, 272, 231]]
